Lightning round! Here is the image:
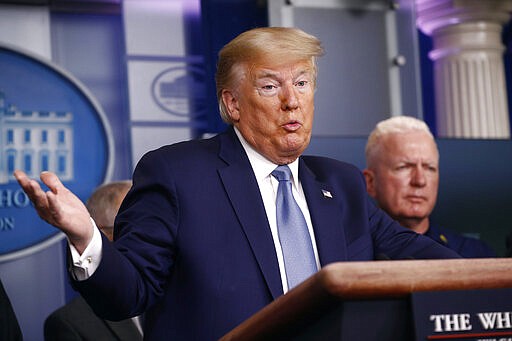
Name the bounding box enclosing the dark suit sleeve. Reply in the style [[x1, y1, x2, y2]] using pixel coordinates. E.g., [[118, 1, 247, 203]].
[[74, 148, 179, 320], [0, 279, 22, 341]]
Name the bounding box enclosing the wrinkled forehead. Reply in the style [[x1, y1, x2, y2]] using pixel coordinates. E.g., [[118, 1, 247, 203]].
[[238, 57, 316, 81], [382, 132, 439, 160]]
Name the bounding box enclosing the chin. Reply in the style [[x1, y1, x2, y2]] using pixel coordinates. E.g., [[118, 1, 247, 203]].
[[404, 212, 429, 220]]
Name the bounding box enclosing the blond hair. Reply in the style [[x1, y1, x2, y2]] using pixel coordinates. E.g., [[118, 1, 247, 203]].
[[215, 27, 324, 123]]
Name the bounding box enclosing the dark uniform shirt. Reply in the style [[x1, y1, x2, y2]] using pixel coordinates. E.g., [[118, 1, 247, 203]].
[[506, 232, 512, 257], [425, 224, 496, 258]]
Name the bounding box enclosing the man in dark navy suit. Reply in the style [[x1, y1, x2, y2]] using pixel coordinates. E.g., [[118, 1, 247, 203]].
[[363, 116, 495, 258], [15, 27, 460, 340]]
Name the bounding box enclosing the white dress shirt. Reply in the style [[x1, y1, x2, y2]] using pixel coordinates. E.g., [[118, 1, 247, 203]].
[[233, 128, 320, 292]]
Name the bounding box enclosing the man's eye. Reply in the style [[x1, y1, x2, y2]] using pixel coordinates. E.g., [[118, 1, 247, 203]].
[[296, 80, 307, 87], [262, 85, 276, 90]]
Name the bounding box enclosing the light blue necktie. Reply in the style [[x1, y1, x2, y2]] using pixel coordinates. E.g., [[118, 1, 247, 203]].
[[272, 165, 318, 289]]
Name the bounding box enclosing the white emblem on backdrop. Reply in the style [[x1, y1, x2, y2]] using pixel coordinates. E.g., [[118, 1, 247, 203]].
[[151, 66, 206, 117], [0, 92, 74, 184], [0, 44, 112, 261]]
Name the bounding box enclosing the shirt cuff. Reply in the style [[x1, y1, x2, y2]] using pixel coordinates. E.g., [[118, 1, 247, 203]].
[[69, 217, 103, 281]]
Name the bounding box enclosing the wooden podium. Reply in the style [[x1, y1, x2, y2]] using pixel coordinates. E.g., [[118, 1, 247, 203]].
[[220, 258, 512, 340]]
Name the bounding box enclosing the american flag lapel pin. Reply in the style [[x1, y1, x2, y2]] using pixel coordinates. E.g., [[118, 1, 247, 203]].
[[322, 189, 332, 198]]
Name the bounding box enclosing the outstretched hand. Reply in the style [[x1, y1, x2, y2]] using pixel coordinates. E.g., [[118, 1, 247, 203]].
[[14, 170, 94, 254]]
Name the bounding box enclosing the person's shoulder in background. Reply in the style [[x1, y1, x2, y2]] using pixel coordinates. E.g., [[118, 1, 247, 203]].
[[506, 231, 512, 257], [44, 295, 142, 341], [426, 224, 496, 258], [0, 278, 22, 341]]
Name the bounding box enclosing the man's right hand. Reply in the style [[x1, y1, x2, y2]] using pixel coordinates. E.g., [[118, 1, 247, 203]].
[[14, 170, 94, 254]]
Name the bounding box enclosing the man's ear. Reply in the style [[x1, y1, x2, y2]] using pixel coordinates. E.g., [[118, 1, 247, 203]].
[[221, 89, 240, 122], [362, 169, 376, 197]]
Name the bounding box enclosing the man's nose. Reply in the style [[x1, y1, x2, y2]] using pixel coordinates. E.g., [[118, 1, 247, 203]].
[[280, 84, 299, 111], [410, 166, 427, 186]]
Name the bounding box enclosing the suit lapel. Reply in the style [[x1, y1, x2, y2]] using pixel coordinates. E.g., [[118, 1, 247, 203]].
[[217, 128, 283, 299], [299, 159, 348, 265]]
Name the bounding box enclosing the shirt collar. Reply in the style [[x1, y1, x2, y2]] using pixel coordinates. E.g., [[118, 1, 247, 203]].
[[233, 127, 300, 186]]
